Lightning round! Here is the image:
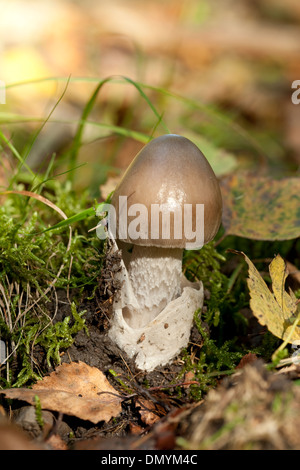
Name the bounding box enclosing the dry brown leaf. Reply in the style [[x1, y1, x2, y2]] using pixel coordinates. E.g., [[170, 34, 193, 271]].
[[0, 362, 122, 424], [137, 397, 167, 426], [236, 352, 258, 370], [46, 434, 68, 451]]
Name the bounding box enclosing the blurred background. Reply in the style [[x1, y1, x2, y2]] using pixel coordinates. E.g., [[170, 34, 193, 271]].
[[0, 0, 300, 197]]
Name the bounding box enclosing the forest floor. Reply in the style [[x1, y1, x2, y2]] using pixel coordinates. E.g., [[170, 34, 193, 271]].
[[0, 0, 300, 452]]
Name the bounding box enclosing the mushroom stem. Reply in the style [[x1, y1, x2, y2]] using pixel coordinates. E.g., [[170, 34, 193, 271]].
[[118, 241, 183, 328]]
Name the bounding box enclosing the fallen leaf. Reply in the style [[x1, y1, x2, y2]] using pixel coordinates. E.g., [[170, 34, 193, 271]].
[[137, 397, 165, 426], [128, 422, 144, 435], [45, 434, 68, 451], [236, 352, 258, 369], [236, 251, 300, 345], [221, 174, 300, 240], [0, 361, 122, 424]]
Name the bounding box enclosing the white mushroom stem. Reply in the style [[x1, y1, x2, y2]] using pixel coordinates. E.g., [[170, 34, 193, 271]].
[[107, 233, 204, 371], [118, 242, 182, 328]]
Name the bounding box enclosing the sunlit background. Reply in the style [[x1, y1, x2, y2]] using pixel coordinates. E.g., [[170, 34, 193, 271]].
[[1, 0, 300, 196]]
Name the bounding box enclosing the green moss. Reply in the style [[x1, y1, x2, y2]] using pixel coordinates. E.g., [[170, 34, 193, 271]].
[[11, 303, 88, 387], [33, 302, 87, 367], [180, 313, 243, 400], [0, 179, 102, 387], [179, 243, 250, 400], [34, 395, 44, 429], [183, 242, 229, 327]]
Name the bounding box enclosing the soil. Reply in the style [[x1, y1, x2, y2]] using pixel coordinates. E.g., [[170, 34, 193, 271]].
[[58, 243, 192, 389]]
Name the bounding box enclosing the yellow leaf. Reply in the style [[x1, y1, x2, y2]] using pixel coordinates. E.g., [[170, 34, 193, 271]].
[[236, 251, 300, 345]]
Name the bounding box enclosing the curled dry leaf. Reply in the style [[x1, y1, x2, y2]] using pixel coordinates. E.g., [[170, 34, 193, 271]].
[[137, 397, 166, 427], [0, 361, 122, 424], [45, 434, 68, 451], [236, 352, 258, 370]]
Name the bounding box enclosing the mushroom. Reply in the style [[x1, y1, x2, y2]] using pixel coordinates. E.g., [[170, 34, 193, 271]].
[[107, 134, 222, 371]]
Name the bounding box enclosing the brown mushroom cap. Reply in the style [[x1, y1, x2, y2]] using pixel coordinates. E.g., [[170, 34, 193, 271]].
[[111, 134, 222, 249]]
